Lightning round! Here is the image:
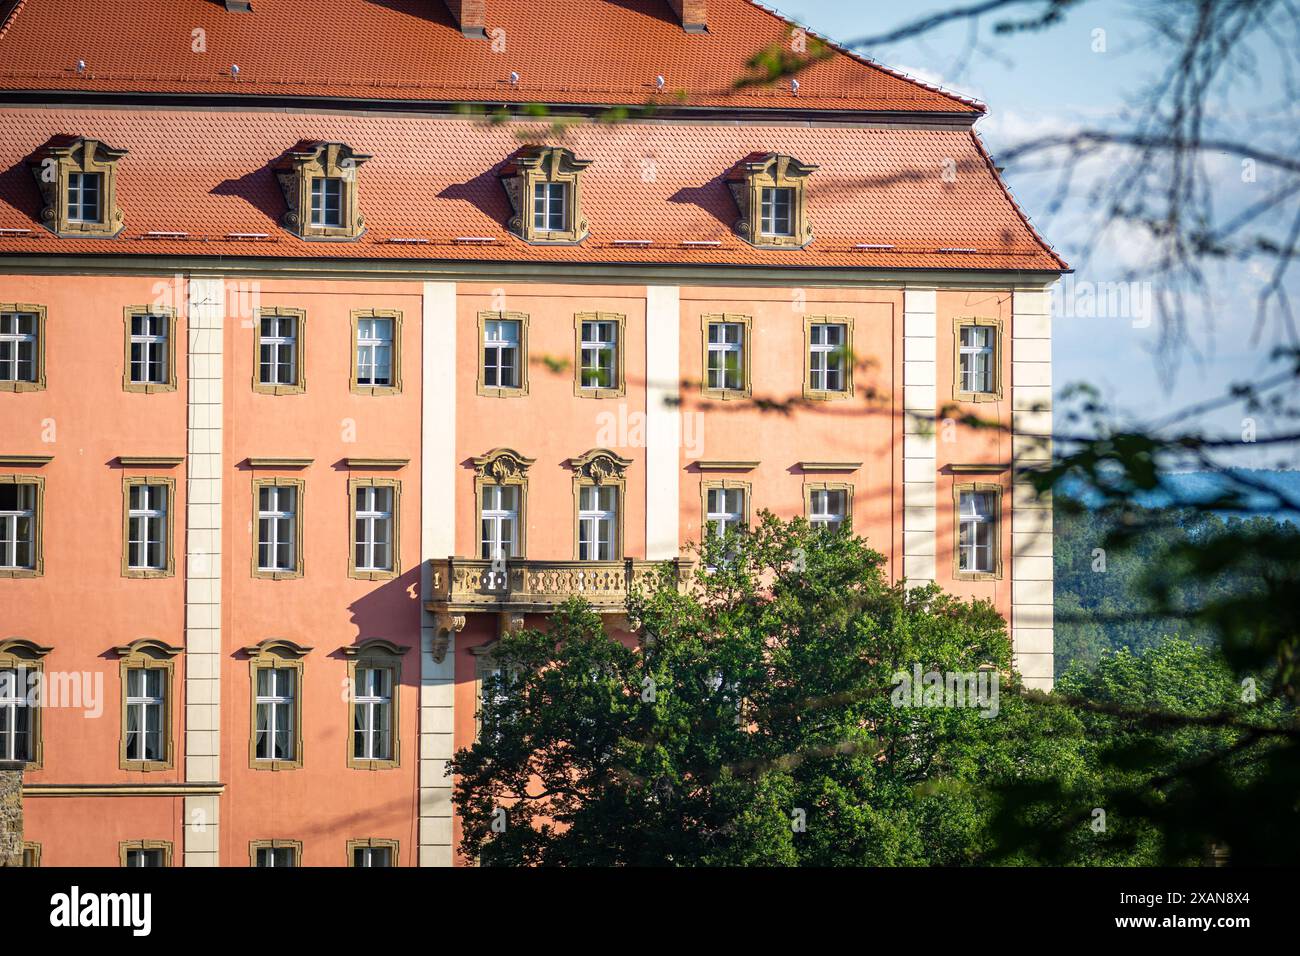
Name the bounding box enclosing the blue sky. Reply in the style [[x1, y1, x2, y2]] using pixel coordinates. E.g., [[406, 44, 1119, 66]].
[[769, 0, 1299, 468]]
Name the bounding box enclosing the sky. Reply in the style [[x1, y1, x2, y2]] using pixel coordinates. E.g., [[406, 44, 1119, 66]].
[[768, 0, 1300, 469]]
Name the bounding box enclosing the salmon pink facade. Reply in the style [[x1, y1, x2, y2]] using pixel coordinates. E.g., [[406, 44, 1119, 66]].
[[0, 0, 1061, 866]]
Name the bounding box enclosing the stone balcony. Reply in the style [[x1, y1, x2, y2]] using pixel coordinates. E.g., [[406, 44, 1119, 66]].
[[425, 557, 692, 614]]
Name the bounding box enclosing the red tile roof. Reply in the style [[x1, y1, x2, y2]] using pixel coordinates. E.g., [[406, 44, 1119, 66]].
[[0, 108, 1066, 271], [0, 0, 982, 114]]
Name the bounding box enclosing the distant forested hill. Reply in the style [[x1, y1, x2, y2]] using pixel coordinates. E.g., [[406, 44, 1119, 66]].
[[1052, 478, 1298, 677]]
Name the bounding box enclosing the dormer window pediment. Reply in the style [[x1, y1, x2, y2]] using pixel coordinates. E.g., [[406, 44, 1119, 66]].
[[274, 141, 371, 241], [499, 146, 592, 244], [27, 136, 128, 238], [726, 152, 817, 249]]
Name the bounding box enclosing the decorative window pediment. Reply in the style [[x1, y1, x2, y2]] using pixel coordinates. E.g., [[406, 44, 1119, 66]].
[[274, 141, 371, 241], [726, 152, 817, 249], [473, 448, 536, 485], [498, 146, 592, 244], [569, 448, 632, 485], [27, 136, 128, 238]]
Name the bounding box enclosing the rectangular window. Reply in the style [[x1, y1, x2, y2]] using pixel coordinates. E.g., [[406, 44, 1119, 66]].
[[0, 482, 37, 571], [66, 171, 102, 223], [124, 847, 167, 867], [579, 320, 617, 390], [577, 484, 618, 561], [808, 322, 846, 393], [354, 484, 394, 573], [22, 844, 40, 867], [809, 488, 848, 530], [706, 321, 746, 392], [352, 845, 393, 867], [532, 182, 567, 232], [483, 319, 520, 389], [310, 176, 343, 227], [706, 487, 746, 540], [257, 313, 300, 389], [0, 311, 39, 385], [760, 186, 793, 236], [124, 667, 166, 764], [256, 484, 299, 575], [126, 482, 169, 572], [958, 324, 997, 396], [127, 312, 170, 387], [957, 490, 997, 575], [352, 666, 393, 763], [480, 484, 520, 561], [254, 844, 299, 867], [355, 316, 393, 387], [0, 667, 34, 762], [254, 667, 297, 762]]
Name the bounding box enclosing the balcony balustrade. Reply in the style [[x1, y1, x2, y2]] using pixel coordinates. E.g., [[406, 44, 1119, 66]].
[[425, 557, 691, 613]]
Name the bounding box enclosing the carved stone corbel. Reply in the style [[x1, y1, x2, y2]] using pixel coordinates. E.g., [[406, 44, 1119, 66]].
[[431, 613, 466, 663]]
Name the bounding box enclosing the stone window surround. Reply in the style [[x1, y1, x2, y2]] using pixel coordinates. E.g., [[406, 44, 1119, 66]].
[[274, 141, 371, 241], [115, 638, 182, 773], [572, 311, 627, 398], [569, 448, 632, 561], [122, 305, 178, 394], [727, 152, 817, 249], [350, 308, 403, 396], [342, 638, 408, 771], [118, 840, 173, 867], [121, 475, 176, 579], [0, 638, 50, 768], [0, 474, 44, 578], [952, 315, 1005, 404], [0, 303, 47, 392], [498, 145, 592, 244], [253, 306, 306, 396], [476, 310, 530, 398], [802, 314, 855, 401], [244, 639, 311, 771], [346, 837, 400, 866], [700, 313, 753, 400], [249, 839, 303, 867], [803, 481, 854, 529], [952, 480, 1004, 581], [251, 476, 305, 580], [27, 136, 128, 239], [347, 476, 402, 581], [473, 448, 534, 560], [699, 478, 752, 536]]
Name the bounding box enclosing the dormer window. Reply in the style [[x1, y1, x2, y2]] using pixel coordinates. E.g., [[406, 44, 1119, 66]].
[[726, 152, 817, 249], [67, 172, 102, 223], [27, 136, 127, 238], [311, 177, 344, 228], [760, 186, 793, 237], [274, 141, 371, 241], [533, 182, 568, 233], [499, 146, 592, 244]]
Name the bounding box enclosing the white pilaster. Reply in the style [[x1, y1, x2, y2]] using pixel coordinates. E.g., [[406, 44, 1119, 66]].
[[902, 288, 937, 585], [419, 281, 458, 866], [1011, 288, 1054, 690], [184, 276, 224, 866], [645, 285, 681, 560]]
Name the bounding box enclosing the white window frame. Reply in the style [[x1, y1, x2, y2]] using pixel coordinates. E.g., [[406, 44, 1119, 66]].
[[257, 484, 297, 573], [532, 181, 567, 233], [706, 487, 746, 540], [959, 325, 996, 395], [127, 483, 168, 571], [258, 315, 298, 387], [579, 319, 617, 390], [0, 312, 38, 383], [124, 667, 166, 764], [124, 848, 166, 868], [759, 185, 793, 237], [353, 845, 392, 867], [0, 667, 33, 762], [255, 846, 297, 867], [483, 319, 520, 389], [808, 322, 846, 392], [66, 171, 101, 223], [706, 322, 745, 392], [352, 665, 393, 762], [480, 484, 520, 561], [354, 485, 394, 572], [254, 666, 297, 762], [355, 315, 394, 387], [0, 483, 36, 570], [310, 176, 344, 227], [958, 490, 996, 574], [128, 312, 169, 386], [809, 488, 847, 530], [577, 484, 618, 561]]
